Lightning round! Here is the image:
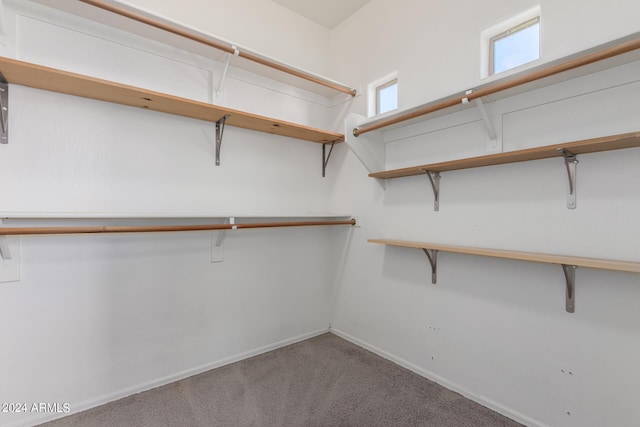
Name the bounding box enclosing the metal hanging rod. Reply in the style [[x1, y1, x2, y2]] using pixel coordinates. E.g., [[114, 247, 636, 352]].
[[0, 219, 356, 236], [77, 0, 357, 97], [353, 34, 640, 137]]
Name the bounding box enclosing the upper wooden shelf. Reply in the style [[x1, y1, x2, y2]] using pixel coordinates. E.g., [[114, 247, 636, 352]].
[[354, 33, 640, 137], [0, 56, 344, 144], [369, 132, 640, 179], [369, 239, 640, 273]]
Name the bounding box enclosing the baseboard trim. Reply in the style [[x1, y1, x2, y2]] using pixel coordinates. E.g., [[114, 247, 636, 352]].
[[329, 328, 546, 427], [8, 328, 330, 427]]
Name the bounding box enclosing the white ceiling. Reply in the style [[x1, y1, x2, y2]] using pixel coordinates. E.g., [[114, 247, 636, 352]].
[[270, 0, 371, 29]]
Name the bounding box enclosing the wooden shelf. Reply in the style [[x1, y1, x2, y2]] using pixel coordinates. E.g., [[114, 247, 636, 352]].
[[369, 238, 640, 313], [0, 219, 356, 236], [0, 217, 355, 265], [345, 33, 640, 176], [0, 56, 344, 144], [354, 33, 640, 137], [369, 132, 640, 179], [369, 239, 640, 273]]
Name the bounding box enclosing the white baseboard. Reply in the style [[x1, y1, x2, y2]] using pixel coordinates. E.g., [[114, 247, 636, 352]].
[[329, 328, 545, 427], [7, 328, 330, 427]]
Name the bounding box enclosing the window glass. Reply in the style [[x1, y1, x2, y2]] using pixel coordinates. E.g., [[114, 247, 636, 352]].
[[376, 79, 398, 114], [491, 17, 540, 75]]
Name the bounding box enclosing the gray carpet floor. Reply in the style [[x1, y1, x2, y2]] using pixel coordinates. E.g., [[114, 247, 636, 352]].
[[39, 333, 522, 427]]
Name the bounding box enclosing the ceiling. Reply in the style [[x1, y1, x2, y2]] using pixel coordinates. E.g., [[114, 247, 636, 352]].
[[270, 0, 371, 29]]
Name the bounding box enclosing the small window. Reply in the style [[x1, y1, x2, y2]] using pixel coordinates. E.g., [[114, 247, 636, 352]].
[[376, 79, 398, 115], [490, 16, 540, 75]]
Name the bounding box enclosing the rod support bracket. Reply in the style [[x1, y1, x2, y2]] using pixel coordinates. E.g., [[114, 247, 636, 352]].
[[561, 264, 577, 313], [422, 248, 438, 284], [462, 89, 472, 104], [422, 169, 441, 211], [215, 114, 230, 166], [557, 148, 578, 209], [322, 140, 337, 177], [0, 78, 8, 144], [211, 217, 235, 263], [462, 90, 496, 141], [474, 97, 497, 141], [214, 46, 240, 96], [0, 236, 11, 260]]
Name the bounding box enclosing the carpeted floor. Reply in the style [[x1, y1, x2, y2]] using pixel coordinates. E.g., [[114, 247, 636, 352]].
[[39, 333, 522, 427]]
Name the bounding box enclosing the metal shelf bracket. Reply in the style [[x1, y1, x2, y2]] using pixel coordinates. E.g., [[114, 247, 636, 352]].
[[211, 217, 235, 263], [422, 248, 438, 284], [421, 169, 441, 211], [0, 236, 11, 260], [215, 114, 230, 166], [0, 79, 8, 144], [561, 264, 577, 313], [462, 90, 496, 141], [215, 45, 240, 96], [557, 148, 578, 209], [322, 140, 337, 177]]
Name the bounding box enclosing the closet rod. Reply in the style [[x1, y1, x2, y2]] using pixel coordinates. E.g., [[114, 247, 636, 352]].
[[77, 0, 357, 97], [0, 219, 356, 236], [353, 35, 640, 136]]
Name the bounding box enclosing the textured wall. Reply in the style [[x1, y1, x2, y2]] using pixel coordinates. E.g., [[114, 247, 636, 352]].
[[329, 1, 640, 426], [0, 2, 346, 426]]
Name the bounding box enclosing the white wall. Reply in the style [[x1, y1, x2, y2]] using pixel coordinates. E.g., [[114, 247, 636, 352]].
[[2, 0, 640, 426], [123, 0, 332, 76], [331, 0, 640, 111], [0, 1, 348, 426], [330, 1, 640, 427]]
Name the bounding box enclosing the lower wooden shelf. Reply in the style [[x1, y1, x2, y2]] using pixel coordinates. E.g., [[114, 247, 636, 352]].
[[369, 238, 640, 313], [0, 217, 356, 265], [0, 219, 357, 236], [369, 239, 640, 273]]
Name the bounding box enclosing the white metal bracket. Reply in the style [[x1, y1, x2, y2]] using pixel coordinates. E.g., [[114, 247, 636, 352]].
[[0, 0, 5, 39], [421, 169, 440, 212], [561, 264, 577, 313], [0, 234, 19, 283], [215, 114, 230, 166], [211, 217, 235, 263], [474, 97, 497, 141], [322, 140, 337, 177], [557, 148, 578, 209], [0, 78, 8, 144], [462, 90, 496, 141], [215, 45, 240, 95], [422, 248, 438, 284], [0, 236, 11, 260]]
